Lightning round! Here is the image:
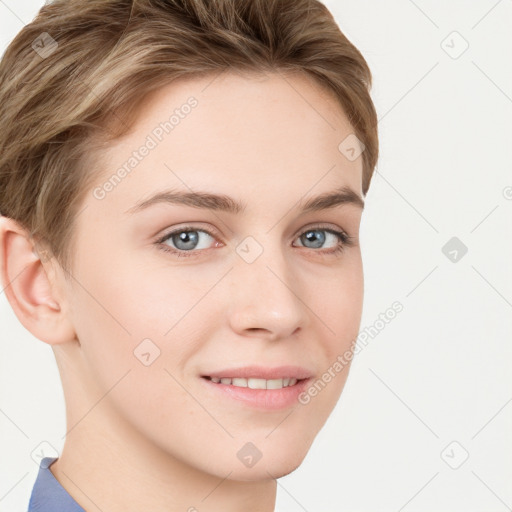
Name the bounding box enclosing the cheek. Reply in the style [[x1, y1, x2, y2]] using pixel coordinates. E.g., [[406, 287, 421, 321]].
[[316, 255, 364, 354], [67, 267, 212, 451], [69, 252, 226, 399]]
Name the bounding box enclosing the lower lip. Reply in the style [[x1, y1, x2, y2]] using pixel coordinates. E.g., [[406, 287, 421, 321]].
[[200, 377, 312, 411]]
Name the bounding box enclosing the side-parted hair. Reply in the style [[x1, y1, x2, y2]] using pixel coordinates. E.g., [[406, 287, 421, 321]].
[[0, 0, 378, 272]]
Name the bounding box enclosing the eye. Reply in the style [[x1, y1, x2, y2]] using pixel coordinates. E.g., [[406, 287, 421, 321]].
[[155, 224, 354, 258], [293, 226, 354, 255], [156, 226, 219, 258]]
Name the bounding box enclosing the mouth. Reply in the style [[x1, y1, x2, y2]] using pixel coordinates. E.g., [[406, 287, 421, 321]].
[[201, 375, 305, 389], [199, 368, 314, 410], [199, 365, 314, 410]]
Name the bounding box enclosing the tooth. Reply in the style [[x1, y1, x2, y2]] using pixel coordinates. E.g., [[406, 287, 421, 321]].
[[212, 376, 300, 388], [266, 378, 284, 389], [248, 378, 267, 389]]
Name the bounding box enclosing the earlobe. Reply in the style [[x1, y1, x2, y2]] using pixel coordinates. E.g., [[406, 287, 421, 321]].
[[0, 216, 76, 345]]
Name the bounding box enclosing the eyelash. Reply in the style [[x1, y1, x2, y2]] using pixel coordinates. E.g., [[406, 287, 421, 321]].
[[154, 224, 355, 259]]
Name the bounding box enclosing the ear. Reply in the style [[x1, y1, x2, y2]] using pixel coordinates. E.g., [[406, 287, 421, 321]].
[[0, 216, 76, 345]]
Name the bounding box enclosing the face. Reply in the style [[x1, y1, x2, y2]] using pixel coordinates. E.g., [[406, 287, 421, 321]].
[[59, 70, 365, 481]]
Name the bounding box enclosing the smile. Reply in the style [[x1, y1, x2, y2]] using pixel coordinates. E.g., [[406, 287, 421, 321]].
[[203, 376, 300, 389]]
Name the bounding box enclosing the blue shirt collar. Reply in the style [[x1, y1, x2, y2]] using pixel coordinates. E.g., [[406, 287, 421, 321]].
[[28, 457, 85, 512]]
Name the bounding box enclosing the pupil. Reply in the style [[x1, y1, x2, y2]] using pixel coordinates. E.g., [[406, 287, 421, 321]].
[[303, 230, 325, 248], [174, 230, 198, 250]]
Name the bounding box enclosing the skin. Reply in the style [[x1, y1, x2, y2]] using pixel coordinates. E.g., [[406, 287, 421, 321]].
[[0, 69, 365, 512]]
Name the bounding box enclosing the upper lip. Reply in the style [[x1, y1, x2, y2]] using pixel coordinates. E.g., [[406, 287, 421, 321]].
[[201, 365, 314, 380]]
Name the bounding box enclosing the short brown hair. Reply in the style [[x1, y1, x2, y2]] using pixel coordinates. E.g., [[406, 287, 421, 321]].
[[0, 0, 378, 273]]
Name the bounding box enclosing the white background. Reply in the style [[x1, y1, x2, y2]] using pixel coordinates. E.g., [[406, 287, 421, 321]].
[[1, 1, 511, 511]]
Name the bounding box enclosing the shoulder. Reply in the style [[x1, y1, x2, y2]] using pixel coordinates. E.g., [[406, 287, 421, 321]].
[[27, 457, 85, 512]]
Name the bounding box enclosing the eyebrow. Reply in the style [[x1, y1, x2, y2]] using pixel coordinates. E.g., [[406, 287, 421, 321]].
[[125, 184, 364, 215]]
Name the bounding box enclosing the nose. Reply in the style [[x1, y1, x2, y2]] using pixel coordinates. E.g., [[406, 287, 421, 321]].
[[227, 242, 309, 341]]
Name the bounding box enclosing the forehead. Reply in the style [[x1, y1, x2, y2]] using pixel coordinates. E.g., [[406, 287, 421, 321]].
[[88, 70, 364, 216]]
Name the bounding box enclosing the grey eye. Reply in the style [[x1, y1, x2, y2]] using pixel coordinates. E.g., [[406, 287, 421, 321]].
[[162, 229, 215, 252]]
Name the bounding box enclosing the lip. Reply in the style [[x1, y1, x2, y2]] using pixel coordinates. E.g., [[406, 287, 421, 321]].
[[200, 376, 313, 410], [200, 365, 314, 380], [199, 365, 314, 411]]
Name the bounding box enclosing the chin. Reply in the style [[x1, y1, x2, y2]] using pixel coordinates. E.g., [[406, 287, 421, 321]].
[[223, 451, 307, 482]]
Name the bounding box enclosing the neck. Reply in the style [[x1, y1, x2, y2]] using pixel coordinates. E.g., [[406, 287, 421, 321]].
[[50, 404, 277, 512]]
